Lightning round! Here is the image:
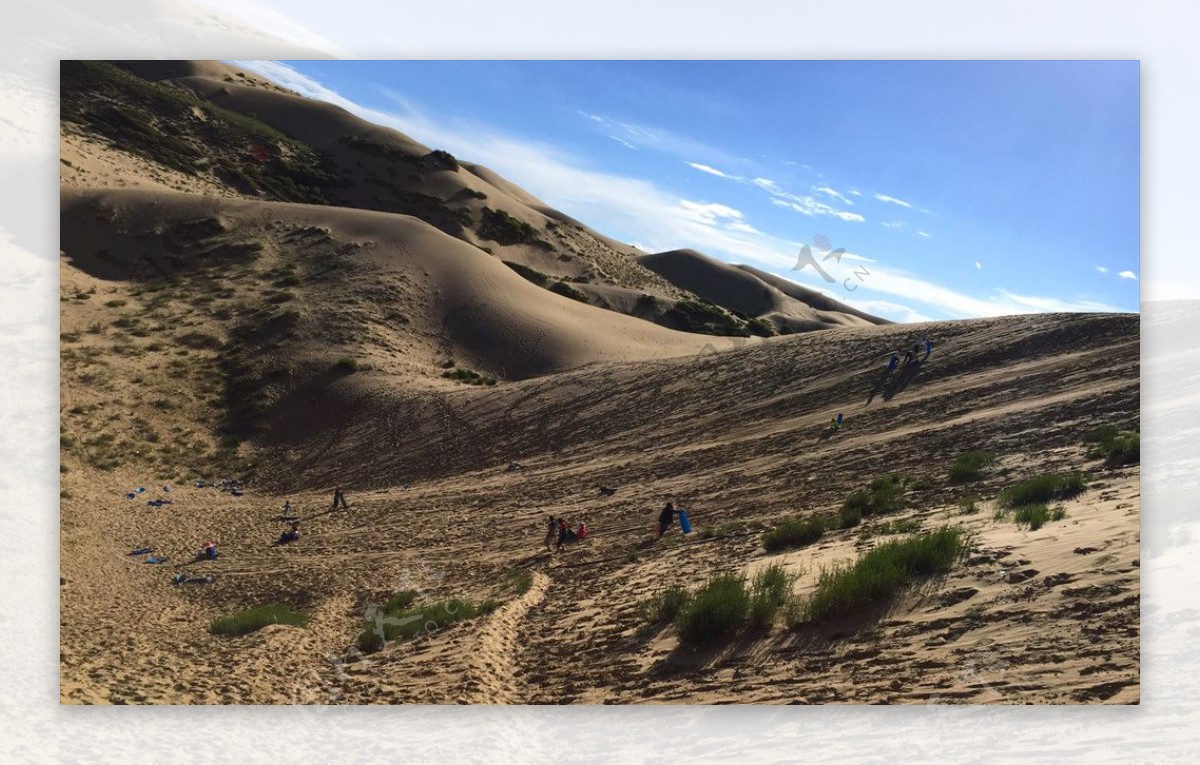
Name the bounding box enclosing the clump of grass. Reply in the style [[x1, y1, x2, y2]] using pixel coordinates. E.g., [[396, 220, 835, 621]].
[[762, 516, 826, 553], [211, 604, 308, 636], [442, 367, 497, 386], [748, 564, 796, 630], [625, 548, 641, 564], [506, 570, 533, 596], [334, 357, 359, 373], [998, 472, 1086, 508], [674, 574, 750, 647], [356, 595, 496, 654], [949, 451, 994, 483], [639, 584, 691, 625], [1085, 425, 1139, 468], [858, 518, 921, 539], [799, 526, 965, 623], [1011, 503, 1067, 531], [840, 473, 909, 527], [958, 495, 982, 515]]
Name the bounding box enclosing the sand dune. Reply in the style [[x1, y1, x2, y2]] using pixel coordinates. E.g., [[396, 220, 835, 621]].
[[59, 60, 1139, 706], [639, 249, 887, 331]]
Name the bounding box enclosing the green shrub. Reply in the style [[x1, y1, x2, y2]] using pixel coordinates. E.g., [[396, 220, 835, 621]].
[[506, 570, 533, 596], [639, 585, 691, 624], [356, 596, 493, 653], [840, 473, 908, 527], [748, 564, 796, 630], [949, 451, 994, 483], [211, 604, 308, 636], [1085, 426, 1139, 467], [958, 495, 981, 515], [998, 472, 1086, 508], [478, 208, 537, 245], [763, 516, 826, 553], [1012, 503, 1067, 531], [662, 299, 749, 337], [442, 367, 496, 386], [675, 574, 750, 647], [801, 527, 965, 623]]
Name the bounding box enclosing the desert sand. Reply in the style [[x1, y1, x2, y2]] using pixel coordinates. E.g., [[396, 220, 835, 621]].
[[59, 61, 1139, 705]]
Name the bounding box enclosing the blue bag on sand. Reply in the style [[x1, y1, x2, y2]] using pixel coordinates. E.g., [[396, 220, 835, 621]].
[[679, 509, 693, 534]]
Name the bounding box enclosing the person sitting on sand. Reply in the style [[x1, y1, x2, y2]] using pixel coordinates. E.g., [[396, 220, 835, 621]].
[[196, 541, 218, 561], [598, 485, 617, 496], [278, 521, 301, 545], [656, 503, 676, 539], [506, 461, 523, 472], [556, 518, 581, 550], [329, 486, 348, 512], [576, 522, 589, 541]]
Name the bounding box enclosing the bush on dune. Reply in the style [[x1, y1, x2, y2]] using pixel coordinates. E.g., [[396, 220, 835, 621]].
[[799, 526, 966, 623]]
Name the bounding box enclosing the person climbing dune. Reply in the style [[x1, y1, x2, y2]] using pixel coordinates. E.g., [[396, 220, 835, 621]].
[[656, 502, 676, 539], [329, 486, 349, 512]]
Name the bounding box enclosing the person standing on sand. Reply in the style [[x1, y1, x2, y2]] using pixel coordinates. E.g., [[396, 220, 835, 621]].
[[656, 502, 676, 539], [886, 352, 899, 373], [922, 337, 933, 361], [329, 486, 349, 512], [543, 515, 557, 552]]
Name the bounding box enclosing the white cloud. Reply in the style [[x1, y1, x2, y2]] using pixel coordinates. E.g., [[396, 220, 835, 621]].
[[610, 136, 636, 150], [727, 221, 760, 235], [684, 161, 732, 178], [975, 262, 982, 269], [1095, 266, 1109, 274], [917, 230, 930, 239], [880, 221, 906, 229], [848, 189, 862, 197], [678, 200, 744, 226], [814, 186, 854, 205], [756, 178, 865, 222], [874, 193, 913, 208], [1119, 270, 1138, 280]]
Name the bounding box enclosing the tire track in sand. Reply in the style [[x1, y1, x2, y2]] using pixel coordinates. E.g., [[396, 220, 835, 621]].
[[458, 570, 550, 704]]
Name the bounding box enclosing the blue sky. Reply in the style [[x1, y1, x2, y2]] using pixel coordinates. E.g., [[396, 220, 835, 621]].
[[234, 59, 1140, 322]]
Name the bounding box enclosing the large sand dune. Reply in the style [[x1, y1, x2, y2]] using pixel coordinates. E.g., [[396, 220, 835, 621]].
[[59, 60, 1139, 705]]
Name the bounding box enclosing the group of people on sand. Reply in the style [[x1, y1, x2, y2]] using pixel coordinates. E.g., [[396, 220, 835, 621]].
[[888, 337, 933, 371], [544, 515, 589, 552]]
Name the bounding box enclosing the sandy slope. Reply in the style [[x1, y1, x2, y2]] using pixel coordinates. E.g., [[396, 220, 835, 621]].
[[60, 286, 1139, 703]]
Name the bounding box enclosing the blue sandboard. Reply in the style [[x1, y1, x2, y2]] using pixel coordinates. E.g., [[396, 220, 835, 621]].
[[679, 509, 693, 534]]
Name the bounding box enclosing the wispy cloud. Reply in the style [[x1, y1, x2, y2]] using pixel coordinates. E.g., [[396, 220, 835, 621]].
[[610, 136, 636, 150], [1119, 270, 1138, 280], [757, 178, 865, 222], [874, 193, 913, 209], [678, 200, 744, 226], [815, 186, 854, 205], [917, 230, 930, 239], [975, 261, 983, 269], [1095, 266, 1109, 274], [684, 161, 735, 179], [880, 221, 906, 230]]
